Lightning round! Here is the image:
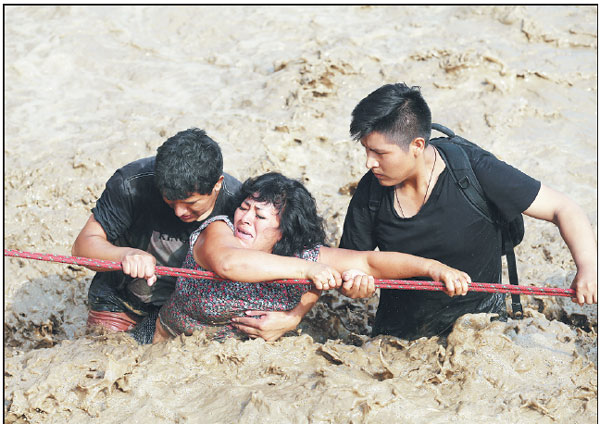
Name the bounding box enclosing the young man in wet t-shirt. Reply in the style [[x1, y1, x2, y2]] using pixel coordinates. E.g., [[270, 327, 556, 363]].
[[72, 128, 242, 333], [338, 83, 597, 340]]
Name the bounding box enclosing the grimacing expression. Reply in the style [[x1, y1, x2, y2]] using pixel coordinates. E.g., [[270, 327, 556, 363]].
[[233, 197, 282, 253]]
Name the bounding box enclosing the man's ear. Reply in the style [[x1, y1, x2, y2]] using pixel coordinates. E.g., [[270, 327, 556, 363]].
[[213, 175, 224, 193], [409, 137, 426, 156]]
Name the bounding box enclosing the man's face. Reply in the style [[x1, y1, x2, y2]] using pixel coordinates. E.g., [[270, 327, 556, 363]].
[[163, 192, 219, 223], [163, 176, 223, 223], [361, 131, 414, 187]]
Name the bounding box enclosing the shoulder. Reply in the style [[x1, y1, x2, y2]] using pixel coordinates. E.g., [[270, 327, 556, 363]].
[[348, 171, 379, 205], [432, 137, 491, 163], [356, 170, 377, 191], [434, 138, 514, 177], [222, 172, 242, 194], [115, 156, 156, 180], [199, 215, 234, 233], [105, 156, 156, 194], [458, 142, 496, 165], [191, 215, 234, 246], [211, 174, 242, 218]]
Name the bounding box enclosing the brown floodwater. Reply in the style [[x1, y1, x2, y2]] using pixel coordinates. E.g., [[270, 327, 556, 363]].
[[4, 5, 597, 423]]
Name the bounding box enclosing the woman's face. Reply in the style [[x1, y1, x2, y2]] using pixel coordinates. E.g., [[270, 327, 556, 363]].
[[233, 196, 282, 253]]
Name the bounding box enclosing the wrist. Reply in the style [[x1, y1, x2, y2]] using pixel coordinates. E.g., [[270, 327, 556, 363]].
[[575, 258, 598, 272], [425, 259, 440, 279], [301, 262, 314, 280], [288, 309, 303, 327], [119, 247, 137, 261]]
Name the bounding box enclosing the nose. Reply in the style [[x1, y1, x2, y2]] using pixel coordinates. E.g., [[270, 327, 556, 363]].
[[174, 203, 188, 217], [240, 208, 254, 223], [366, 154, 378, 170]]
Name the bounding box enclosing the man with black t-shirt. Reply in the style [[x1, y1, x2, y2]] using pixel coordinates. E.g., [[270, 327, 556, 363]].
[[338, 83, 597, 340], [72, 128, 241, 332]]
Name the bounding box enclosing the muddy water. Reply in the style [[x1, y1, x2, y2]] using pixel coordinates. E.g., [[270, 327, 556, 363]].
[[4, 5, 597, 423]]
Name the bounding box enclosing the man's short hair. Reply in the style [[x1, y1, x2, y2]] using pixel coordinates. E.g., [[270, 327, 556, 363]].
[[350, 83, 432, 149], [155, 128, 223, 200]]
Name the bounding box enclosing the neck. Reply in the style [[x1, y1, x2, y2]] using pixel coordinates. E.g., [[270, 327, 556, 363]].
[[397, 145, 437, 192], [393, 145, 438, 218]]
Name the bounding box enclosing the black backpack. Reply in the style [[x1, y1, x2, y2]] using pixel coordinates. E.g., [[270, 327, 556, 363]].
[[367, 123, 525, 318]]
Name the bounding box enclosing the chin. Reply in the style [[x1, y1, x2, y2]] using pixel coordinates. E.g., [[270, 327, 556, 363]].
[[179, 216, 197, 223], [375, 178, 394, 187]]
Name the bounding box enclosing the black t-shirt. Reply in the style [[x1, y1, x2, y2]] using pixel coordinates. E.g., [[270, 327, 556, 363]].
[[90, 156, 241, 309], [339, 143, 541, 340]]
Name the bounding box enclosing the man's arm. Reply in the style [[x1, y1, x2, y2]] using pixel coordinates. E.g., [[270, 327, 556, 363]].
[[523, 184, 597, 305], [72, 215, 158, 285]]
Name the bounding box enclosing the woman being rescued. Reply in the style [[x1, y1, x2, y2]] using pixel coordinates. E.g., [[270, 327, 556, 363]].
[[153, 172, 472, 343]]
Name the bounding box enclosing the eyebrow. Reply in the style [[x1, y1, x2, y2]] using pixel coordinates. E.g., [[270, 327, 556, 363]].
[[361, 140, 379, 150], [243, 199, 268, 211], [164, 197, 196, 205], [365, 145, 385, 153]]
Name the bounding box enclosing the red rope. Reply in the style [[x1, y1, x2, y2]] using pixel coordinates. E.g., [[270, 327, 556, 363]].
[[4, 248, 575, 298]]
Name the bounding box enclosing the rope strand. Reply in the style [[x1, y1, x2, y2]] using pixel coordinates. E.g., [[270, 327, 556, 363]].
[[4, 249, 575, 298]]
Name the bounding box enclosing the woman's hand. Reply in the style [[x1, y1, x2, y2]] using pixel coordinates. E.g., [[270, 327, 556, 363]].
[[305, 263, 342, 290], [427, 260, 472, 297], [231, 310, 300, 341], [339, 269, 376, 299]]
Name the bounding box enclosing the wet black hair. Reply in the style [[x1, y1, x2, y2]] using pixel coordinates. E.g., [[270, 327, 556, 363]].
[[350, 83, 432, 149], [236, 172, 326, 257], [154, 128, 223, 200]]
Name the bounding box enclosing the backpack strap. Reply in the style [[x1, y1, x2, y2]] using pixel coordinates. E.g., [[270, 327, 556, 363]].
[[431, 124, 523, 319], [505, 246, 523, 318], [431, 140, 494, 225], [367, 170, 385, 223]]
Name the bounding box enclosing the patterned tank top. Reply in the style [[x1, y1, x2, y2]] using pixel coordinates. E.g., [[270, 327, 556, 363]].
[[158, 215, 320, 340]]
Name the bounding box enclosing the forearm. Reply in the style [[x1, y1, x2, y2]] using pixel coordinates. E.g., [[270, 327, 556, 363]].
[[275, 288, 321, 331], [210, 248, 315, 282], [525, 184, 597, 271], [324, 247, 439, 280], [553, 202, 597, 270], [73, 233, 125, 261], [72, 234, 136, 272], [364, 251, 440, 279], [288, 288, 321, 323], [72, 215, 133, 267]]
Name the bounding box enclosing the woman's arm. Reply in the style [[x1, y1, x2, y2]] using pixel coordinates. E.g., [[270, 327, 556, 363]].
[[320, 247, 472, 297], [523, 184, 597, 305], [195, 220, 342, 289]]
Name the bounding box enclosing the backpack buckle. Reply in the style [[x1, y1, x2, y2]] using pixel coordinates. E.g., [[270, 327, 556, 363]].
[[511, 302, 524, 319], [368, 199, 380, 213], [458, 176, 470, 189]]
